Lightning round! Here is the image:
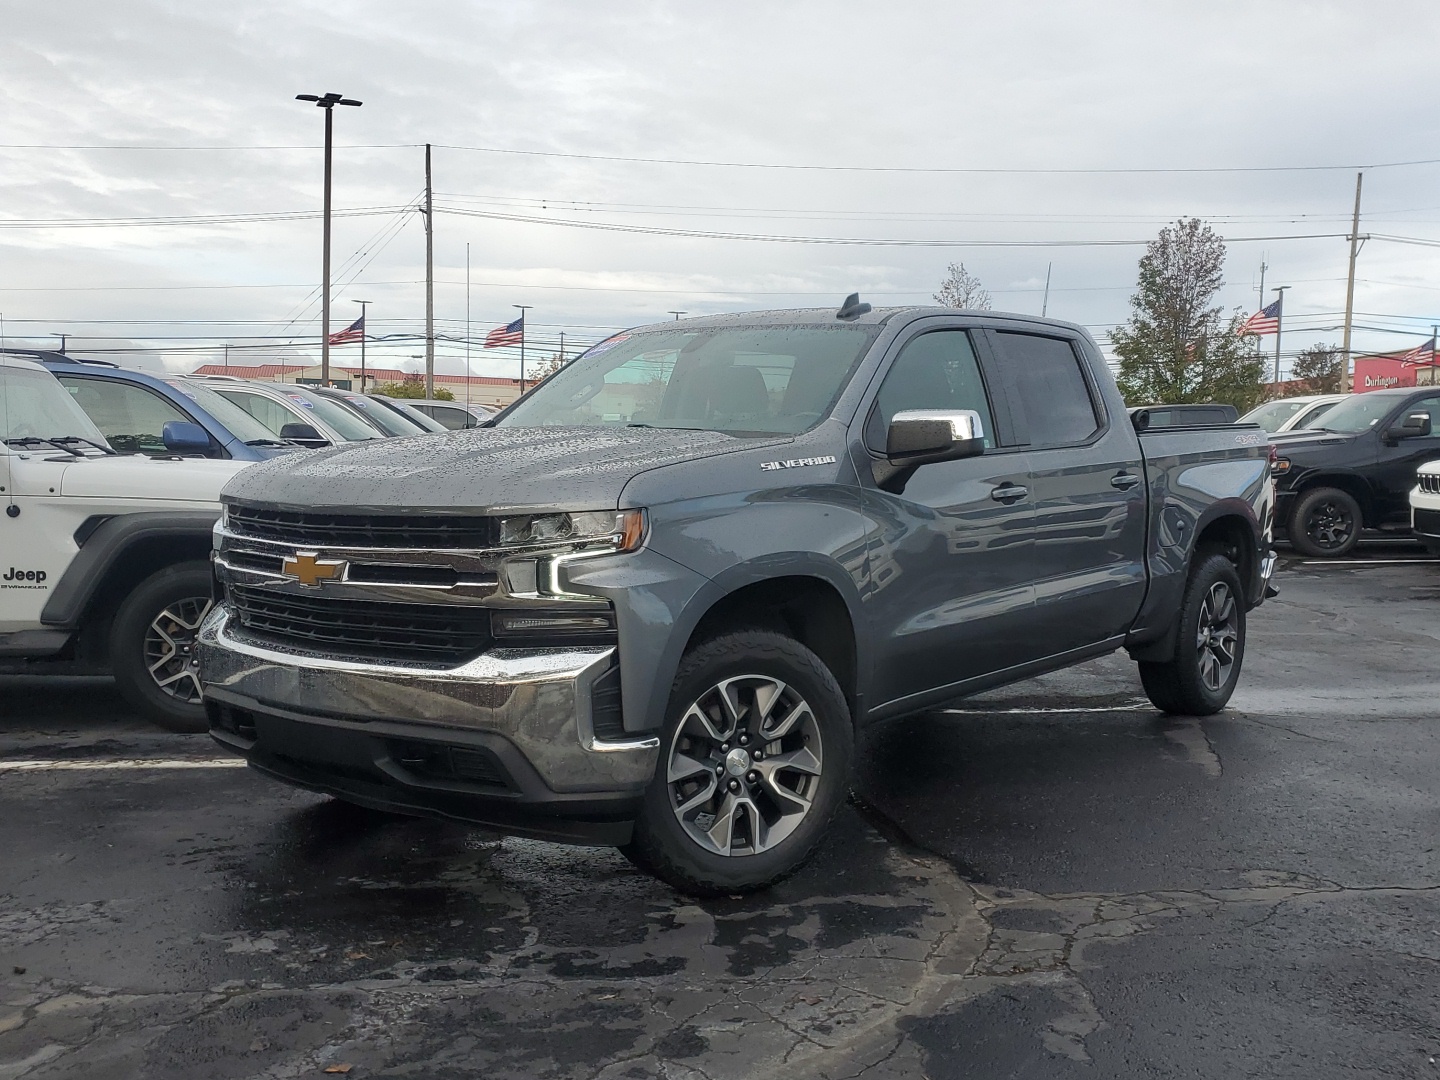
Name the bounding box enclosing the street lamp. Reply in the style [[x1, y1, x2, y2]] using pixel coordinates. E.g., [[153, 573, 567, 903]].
[[295, 91, 362, 386], [668, 311, 687, 320]]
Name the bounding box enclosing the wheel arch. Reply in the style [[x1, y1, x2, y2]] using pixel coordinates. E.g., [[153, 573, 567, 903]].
[[1289, 471, 1376, 526]]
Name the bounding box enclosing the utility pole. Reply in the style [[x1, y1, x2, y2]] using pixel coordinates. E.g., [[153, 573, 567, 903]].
[[1272, 286, 1290, 386], [465, 242, 471, 410], [52, 333, 66, 354], [1341, 171, 1364, 393], [224, 343, 229, 371], [353, 300, 370, 391], [1256, 259, 1267, 314], [514, 305, 533, 394], [1041, 262, 1052, 317], [295, 92, 362, 387], [424, 142, 435, 400]]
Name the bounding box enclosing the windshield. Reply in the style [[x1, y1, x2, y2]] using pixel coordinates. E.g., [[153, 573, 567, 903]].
[[1240, 399, 1310, 433], [1312, 394, 1401, 434], [331, 392, 429, 436], [164, 379, 286, 444], [1, 364, 110, 445], [498, 325, 880, 435], [281, 386, 382, 440]]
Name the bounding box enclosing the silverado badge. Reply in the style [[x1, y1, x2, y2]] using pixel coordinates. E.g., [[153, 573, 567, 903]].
[[281, 551, 346, 587]]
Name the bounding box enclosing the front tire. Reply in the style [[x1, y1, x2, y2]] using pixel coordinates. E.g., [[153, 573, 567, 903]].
[[1288, 486, 1362, 557], [624, 630, 853, 896], [1139, 552, 1246, 716], [109, 562, 214, 733]]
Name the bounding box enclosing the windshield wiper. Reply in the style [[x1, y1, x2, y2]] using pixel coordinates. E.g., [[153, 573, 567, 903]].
[[245, 438, 289, 447], [4, 436, 86, 457], [49, 436, 117, 455]]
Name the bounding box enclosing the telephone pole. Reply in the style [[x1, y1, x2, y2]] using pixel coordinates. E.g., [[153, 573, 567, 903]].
[[1256, 259, 1267, 314], [424, 142, 435, 400], [295, 92, 362, 386], [1341, 171, 1364, 393]]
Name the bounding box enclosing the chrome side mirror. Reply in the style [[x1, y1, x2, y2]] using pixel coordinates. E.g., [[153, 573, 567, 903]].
[[886, 409, 986, 466]]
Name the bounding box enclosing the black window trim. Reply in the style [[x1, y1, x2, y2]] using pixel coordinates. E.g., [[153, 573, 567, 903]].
[[978, 327, 1110, 451]]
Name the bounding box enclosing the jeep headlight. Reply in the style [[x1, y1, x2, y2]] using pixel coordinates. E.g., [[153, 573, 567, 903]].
[[497, 509, 646, 552]]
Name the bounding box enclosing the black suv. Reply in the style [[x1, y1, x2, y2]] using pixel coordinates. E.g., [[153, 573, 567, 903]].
[[1270, 387, 1440, 556]]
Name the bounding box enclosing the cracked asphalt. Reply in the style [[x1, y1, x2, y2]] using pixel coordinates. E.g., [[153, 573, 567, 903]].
[[2, 546, 1439, 1078]]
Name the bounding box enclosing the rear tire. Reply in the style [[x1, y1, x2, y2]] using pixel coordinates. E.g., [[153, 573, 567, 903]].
[[1288, 486, 1362, 557], [109, 562, 214, 734], [1138, 552, 1246, 716], [624, 630, 853, 897]]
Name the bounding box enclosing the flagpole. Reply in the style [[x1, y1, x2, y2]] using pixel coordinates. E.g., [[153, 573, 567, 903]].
[[514, 304, 532, 397], [1272, 286, 1289, 386], [465, 243, 471, 410], [353, 299, 370, 392]]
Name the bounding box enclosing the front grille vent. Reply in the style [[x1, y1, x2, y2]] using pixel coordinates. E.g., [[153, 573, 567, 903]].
[[388, 739, 512, 791], [1414, 507, 1440, 534], [1420, 474, 1440, 495], [228, 585, 491, 665], [589, 664, 626, 741], [227, 504, 497, 550]]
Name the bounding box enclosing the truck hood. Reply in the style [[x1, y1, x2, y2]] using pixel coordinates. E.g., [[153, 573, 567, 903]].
[[59, 453, 253, 500], [221, 425, 790, 513], [1268, 429, 1356, 451]]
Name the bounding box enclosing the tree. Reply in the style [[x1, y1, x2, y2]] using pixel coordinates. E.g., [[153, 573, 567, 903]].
[[1110, 218, 1266, 411], [527, 352, 571, 384], [373, 374, 453, 400], [1289, 344, 1344, 394], [934, 262, 992, 310]]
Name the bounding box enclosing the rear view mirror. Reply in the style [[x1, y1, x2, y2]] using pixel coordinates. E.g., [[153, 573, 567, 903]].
[[886, 410, 986, 466], [161, 421, 212, 456], [1388, 413, 1433, 441], [279, 422, 328, 447]]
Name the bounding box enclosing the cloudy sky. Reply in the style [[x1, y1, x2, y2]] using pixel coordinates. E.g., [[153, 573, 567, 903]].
[[2, 0, 1438, 380]]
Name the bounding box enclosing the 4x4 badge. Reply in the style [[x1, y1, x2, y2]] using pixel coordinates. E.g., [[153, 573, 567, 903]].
[[281, 552, 346, 587]]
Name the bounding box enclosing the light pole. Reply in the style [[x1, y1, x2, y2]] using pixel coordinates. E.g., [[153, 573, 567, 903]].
[[1272, 285, 1290, 386], [514, 304, 533, 393], [295, 91, 362, 387], [353, 299, 370, 391], [668, 310, 687, 320]]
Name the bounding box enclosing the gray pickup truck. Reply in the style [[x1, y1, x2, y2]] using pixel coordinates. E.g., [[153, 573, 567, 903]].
[[199, 301, 1275, 895]]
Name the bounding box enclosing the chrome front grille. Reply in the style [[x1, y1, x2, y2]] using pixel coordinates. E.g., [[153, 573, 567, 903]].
[[1420, 473, 1440, 495], [227, 584, 493, 665], [226, 504, 498, 550]]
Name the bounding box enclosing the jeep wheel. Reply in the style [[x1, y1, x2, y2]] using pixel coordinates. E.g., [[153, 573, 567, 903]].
[[1288, 486, 1361, 557], [109, 562, 214, 733], [624, 630, 853, 896], [1138, 551, 1246, 716]]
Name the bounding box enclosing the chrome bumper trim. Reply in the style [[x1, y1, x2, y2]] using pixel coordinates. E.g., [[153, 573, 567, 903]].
[[196, 607, 658, 793]]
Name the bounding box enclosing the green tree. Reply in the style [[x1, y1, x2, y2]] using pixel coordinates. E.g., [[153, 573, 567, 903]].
[[1289, 344, 1344, 394], [373, 375, 453, 400], [1111, 218, 1266, 411], [934, 262, 992, 310]]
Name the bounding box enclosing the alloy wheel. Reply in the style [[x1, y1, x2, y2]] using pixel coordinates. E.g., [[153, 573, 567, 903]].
[[664, 675, 824, 857], [143, 597, 213, 704], [1305, 499, 1355, 551], [1194, 581, 1239, 692]]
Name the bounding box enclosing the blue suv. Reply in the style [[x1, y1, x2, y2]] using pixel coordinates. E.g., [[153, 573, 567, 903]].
[[19, 352, 299, 460]]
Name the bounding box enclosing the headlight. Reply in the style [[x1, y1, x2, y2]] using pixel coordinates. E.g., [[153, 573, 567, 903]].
[[497, 509, 646, 552], [1271, 458, 1291, 475]]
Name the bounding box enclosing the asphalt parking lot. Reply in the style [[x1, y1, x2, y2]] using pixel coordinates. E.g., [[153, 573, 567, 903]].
[[3, 544, 1439, 1079]]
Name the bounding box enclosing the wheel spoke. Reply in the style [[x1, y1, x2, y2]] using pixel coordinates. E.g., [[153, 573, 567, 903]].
[[763, 699, 812, 741], [705, 792, 738, 853], [675, 776, 718, 817], [668, 750, 712, 785], [681, 701, 728, 744], [152, 668, 193, 690]]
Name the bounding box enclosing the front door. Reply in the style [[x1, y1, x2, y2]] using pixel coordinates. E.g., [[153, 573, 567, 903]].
[[1373, 394, 1440, 523], [856, 325, 1037, 707], [984, 329, 1148, 657]]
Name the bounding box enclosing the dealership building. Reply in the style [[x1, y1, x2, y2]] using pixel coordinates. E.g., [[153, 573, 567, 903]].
[[188, 363, 524, 408]]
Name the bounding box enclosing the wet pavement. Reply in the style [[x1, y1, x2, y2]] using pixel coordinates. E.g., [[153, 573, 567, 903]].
[[2, 546, 1439, 1078]]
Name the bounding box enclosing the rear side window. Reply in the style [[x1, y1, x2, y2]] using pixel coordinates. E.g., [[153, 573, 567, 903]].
[[993, 332, 1100, 448], [215, 390, 300, 436]]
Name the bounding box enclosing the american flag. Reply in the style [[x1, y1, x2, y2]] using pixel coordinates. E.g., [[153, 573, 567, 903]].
[[1399, 335, 1436, 367], [1238, 298, 1281, 337], [327, 314, 365, 345], [484, 316, 524, 348]]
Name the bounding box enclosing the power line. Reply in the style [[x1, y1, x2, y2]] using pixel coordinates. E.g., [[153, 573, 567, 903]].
[[0, 205, 410, 230]]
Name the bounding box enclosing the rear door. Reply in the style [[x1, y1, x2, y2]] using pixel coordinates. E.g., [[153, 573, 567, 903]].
[[983, 329, 1148, 656], [855, 322, 1037, 703]]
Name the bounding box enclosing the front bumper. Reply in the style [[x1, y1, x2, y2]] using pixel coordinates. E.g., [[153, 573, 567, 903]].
[[197, 607, 659, 844]]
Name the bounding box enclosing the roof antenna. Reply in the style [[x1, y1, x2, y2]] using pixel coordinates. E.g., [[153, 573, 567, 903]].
[[836, 293, 871, 321]]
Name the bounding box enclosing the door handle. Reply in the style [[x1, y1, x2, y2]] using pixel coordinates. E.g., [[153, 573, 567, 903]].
[[1110, 472, 1141, 490], [990, 483, 1029, 503]]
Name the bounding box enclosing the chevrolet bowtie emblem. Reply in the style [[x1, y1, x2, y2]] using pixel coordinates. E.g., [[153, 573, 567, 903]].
[[281, 551, 346, 587]]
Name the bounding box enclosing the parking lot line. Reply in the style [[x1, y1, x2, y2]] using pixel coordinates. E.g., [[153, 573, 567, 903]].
[[0, 758, 247, 771]]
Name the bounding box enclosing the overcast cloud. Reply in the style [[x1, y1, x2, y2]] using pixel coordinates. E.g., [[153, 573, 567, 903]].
[[2, 0, 1438, 379]]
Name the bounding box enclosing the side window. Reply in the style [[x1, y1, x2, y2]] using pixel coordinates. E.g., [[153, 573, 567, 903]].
[[58, 376, 196, 456], [431, 405, 470, 430], [867, 331, 996, 450], [217, 391, 290, 435], [994, 332, 1101, 448], [1407, 396, 1440, 432]]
